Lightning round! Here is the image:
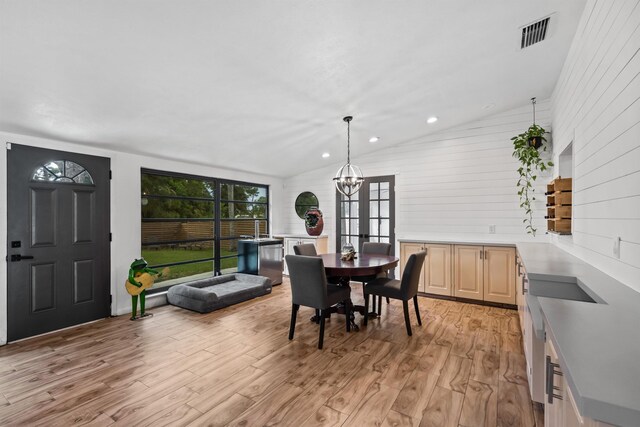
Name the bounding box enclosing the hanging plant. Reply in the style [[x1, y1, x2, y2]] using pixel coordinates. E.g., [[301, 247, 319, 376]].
[[512, 124, 553, 236]]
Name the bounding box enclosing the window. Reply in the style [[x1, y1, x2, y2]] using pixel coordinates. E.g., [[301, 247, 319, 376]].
[[140, 169, 269, 292], [32, 160, 94, 184], [220, 183, 269, 273]]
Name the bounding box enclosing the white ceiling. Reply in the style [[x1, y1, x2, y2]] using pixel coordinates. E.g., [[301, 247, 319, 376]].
[[0, 0, 586, 178]]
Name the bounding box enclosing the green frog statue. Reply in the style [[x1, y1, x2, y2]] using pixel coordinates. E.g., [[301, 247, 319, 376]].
[[125, 258, 165, 320]]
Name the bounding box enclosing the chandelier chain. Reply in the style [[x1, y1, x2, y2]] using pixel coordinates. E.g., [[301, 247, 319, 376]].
[[347, 119, 351, 164]]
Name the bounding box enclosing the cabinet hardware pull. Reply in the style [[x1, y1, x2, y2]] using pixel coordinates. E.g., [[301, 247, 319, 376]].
[[546, 356, 563, 403]]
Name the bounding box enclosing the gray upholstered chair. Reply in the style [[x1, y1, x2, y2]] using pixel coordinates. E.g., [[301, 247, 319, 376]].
[[293, 243, 317, 256], [363, 251, 426, 336], [351, 242, 392, 313], [285, 255, 351, 349]]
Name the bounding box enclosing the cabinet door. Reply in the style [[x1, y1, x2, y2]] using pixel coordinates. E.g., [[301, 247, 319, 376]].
[[516, 256, 525, 330], [313, 236, 328, 254], [400, 243, 425, 291], [453, 245, 483, 300], [483, 246, 516, 304], [545, 339, 565, 427], [424, 244, 452, 296], [283, 238, 300, 275]]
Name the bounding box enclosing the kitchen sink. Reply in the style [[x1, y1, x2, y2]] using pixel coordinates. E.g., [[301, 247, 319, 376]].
[[529, 276, 603, 304]]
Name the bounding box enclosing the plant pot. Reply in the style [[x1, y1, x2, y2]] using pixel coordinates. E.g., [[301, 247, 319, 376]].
[[529, 136, 543, 149], [304, 208, 324, 236]]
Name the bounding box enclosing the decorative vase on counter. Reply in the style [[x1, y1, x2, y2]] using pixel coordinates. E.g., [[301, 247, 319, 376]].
[[304, 207, 324, 236]]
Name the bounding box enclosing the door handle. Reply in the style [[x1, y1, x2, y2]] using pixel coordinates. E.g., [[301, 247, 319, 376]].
[[11, 254, 34, 262]]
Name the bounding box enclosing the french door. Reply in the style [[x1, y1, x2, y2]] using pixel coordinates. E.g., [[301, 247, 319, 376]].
[[335, 175, 395, 254]]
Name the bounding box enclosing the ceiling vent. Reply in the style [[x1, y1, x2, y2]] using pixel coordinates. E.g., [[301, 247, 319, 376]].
[[521, 17, 550, 49]]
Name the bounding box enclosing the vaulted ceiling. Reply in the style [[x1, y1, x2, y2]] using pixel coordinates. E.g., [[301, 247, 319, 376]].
[[0, 0, 586, 177]]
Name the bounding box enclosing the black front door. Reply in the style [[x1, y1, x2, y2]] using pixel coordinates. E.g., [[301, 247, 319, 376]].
[[7, 144, 111, 341]]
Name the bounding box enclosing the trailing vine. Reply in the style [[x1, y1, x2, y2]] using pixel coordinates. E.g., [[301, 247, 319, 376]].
[[512, 124, 553, 236]]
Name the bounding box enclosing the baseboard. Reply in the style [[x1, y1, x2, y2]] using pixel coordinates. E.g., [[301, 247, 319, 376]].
[[418, 292, 517, 310]]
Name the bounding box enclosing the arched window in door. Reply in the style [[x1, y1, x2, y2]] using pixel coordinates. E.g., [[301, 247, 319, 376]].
[[31, 160, 94, 184]]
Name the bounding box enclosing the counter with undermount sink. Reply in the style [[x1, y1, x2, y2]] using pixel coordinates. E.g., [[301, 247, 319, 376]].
[[517, 242, 640, 427]]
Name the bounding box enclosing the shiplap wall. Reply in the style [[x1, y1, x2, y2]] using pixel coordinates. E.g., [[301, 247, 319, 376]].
[[282, 101, 552, 253], [550, 0, 640, 292]]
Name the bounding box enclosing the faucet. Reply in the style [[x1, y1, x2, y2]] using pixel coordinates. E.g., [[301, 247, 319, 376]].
[[255, 219, 269, 240]]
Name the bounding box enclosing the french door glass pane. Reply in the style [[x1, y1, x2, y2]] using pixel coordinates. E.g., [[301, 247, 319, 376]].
[[370, 184, 379, 200], [370, 219, 379, 235], [341, 202, 349, 217], [380, 201, 390, 217], [380, 182, 389, 198], [380, 219, 390, 236], [370, 202, 378, 217]]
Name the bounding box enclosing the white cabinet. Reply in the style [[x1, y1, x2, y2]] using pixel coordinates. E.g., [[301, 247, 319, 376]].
[[281, 235, 328, 275], [517, 254, 544, 403]]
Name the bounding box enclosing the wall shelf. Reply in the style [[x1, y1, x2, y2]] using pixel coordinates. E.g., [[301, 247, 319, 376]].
[[546, 177, 572, 235]]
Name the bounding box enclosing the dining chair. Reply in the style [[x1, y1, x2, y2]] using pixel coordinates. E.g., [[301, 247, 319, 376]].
[[363, 251, 426, 336], [285, 255, 352, 349], [293, 243, 317, 256], [351, 242, 392, 313]]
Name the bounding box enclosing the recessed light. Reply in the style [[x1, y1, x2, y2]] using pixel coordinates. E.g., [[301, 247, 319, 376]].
[[322, 152, 330, 158], [427, 116, 438, 124], [369, 136, 380, 143]]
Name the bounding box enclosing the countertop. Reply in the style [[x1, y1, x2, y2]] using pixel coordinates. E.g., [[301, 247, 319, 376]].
[[273, 234, 328, 239], [516, 242, 640, 427], [398, 235, 519, 246]]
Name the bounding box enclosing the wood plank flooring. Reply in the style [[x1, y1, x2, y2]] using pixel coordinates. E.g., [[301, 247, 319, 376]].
[[0, 279, 543, 426]]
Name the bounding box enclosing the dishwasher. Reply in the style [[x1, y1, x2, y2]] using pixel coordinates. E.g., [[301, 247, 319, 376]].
[[237, 239, 283, 286]]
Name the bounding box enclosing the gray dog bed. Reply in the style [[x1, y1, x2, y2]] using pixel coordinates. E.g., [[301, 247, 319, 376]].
[[167, 273, 272, 313]]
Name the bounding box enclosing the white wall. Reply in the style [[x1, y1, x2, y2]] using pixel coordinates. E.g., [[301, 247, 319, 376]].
[[283, 102, 553, 257], [550, 0, 640, 292], [0, 131, 284, 344]]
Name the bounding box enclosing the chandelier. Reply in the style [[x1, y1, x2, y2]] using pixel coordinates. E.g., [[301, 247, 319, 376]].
[[333, 116, 364, 198]]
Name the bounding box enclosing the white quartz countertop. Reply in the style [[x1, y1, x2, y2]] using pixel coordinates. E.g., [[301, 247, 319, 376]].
[[272, 234, 328, 239], [397, 235, 523, 246], [516, 242, 640, 427]]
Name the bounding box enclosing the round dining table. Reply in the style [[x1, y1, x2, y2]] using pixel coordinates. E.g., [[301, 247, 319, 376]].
[[318, 253, 399, 331]]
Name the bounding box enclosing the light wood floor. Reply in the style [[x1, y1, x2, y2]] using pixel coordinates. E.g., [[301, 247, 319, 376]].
[[0, 279, 543, 426]]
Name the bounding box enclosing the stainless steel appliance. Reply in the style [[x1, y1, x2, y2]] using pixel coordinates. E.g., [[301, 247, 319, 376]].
[[237, 239, 283, 285]]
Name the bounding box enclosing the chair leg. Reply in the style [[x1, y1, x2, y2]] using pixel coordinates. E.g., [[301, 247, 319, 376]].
[[371, 291, 377, 313], [289, 304, 299, 340], [315, 309, 320, 324], [378, 295, 382, 314], [414, 296, 422, 326], [363, 294, 369, 326], [386, 297, 390, 304], [345, 301, 351, 332], [318, 310, 326, 349], [403, 300, 412, 336]]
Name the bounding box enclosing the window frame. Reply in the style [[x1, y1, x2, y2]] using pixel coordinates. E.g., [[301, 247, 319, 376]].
[[141, 168, 269, 293]]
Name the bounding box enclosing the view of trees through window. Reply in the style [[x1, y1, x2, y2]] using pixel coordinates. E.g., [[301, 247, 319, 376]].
[[141, 170, 269, 292]]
